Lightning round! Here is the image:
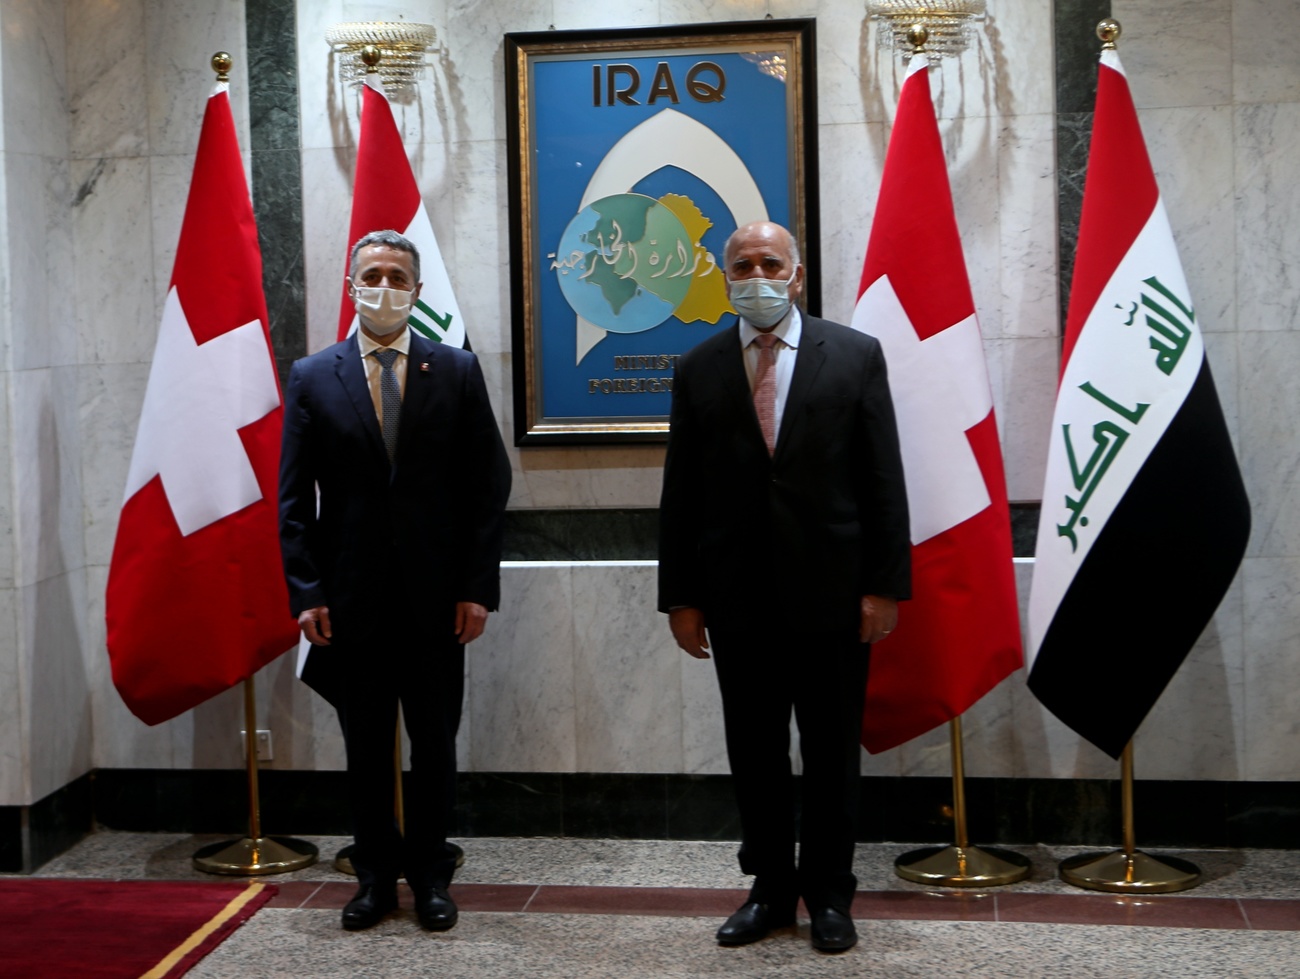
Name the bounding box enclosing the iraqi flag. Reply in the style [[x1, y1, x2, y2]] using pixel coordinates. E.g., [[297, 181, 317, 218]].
[[1027, 48, 1250, 759], [298, 73, 470, 704], [106, 82, 298, 725], [851, 54, 1023, 754], [333, 74, 466, 347]]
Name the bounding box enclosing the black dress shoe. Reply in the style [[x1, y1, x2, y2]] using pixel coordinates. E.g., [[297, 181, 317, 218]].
[[341, 884, 398, 931], [414, 886, 459, 931], [716, 901, 795, 946], [809, 906, 857, 952]]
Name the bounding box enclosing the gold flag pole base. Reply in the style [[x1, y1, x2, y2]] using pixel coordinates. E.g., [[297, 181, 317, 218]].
[[895, 844, 1032, 887], [1059, 848, 1201, 894], [193, 836, 318, 876], [192, 676, 319, 876], [894, 717, 1032, 887]]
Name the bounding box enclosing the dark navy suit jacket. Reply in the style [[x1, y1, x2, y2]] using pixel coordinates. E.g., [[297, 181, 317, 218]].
[[658, 315, 910, 634], [278, 330, 511, 641]]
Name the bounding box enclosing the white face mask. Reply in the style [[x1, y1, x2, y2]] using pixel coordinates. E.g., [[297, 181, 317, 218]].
[[352, 285, 414, 335], [728, 270, 797, 328]]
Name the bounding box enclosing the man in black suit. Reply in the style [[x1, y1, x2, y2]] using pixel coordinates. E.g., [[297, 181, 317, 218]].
[[279, 229, 510, 932], [658, 221, 910, 953]]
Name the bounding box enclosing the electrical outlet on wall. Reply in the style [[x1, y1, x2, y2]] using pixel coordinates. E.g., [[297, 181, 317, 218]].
[[240, 729, 273, 762]]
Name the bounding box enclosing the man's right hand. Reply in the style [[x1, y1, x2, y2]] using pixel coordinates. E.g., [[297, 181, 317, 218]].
[[669, 607, 710, 659], [299, 606, 332, 646]]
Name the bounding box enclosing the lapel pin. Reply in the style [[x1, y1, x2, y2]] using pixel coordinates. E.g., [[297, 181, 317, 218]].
[[420, 362, 430, 372]]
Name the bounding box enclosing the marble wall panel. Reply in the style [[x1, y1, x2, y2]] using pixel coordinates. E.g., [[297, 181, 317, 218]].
[[70, 157, 157, 367], [816, 121, 885, 324], [79, 363, 150, 570], [985, 335, 1057, 503], [1139, 578, 1246, 779], [658, 0, 764, 30], [509, 446, 667, 510], [294, 0, 346, 153], [1238, 331, 1300, 560], [1234, 101, 1300, 334], [1138, 104, 1236, 333], [0, 371, 13, 591], [22, 568, 92, 803], [298, 146, 353, 354], [145, 0, 248, 158], [67, 0, 149, 160], [1232, 0, 1300, 104], [1110, 0, 1232, 110], [468, 564, 578, 771], [997, 112, 1058, 339], [552, 0, 659, 30], [945, 111, 1005, 340], [5, 152, 75, 373], [448, 137, 508, 356], [441, 0, 550, 146], [0, 587, 23, 804], [267, 649, 348, 772], [0, 0, 67, 160], [10, 366, 86, 589], [680, 645, 728, 776], [776, 0, 872, 128], [84, 564, 177, 771], [571, 563, 682, 772], [1242, 557, 1300, 780]]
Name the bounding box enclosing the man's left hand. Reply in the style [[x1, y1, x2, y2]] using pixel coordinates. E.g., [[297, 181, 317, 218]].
[[455, 602, 489, 644], [859, 595, 898, 644]]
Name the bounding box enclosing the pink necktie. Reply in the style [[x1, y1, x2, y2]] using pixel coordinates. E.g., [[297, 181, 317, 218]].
[[753, 332, 779, 455]]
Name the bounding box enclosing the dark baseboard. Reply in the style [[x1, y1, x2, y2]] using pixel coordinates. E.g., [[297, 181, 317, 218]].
[[5, 770, 1296, 873]]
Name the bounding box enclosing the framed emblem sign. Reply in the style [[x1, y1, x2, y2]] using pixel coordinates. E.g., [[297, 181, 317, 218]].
[[505, 20, 820, 444]]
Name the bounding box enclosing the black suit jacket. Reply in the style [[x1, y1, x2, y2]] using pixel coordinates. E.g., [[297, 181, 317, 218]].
[[279, 331, 511, 638], [658, 315, 910, 634]]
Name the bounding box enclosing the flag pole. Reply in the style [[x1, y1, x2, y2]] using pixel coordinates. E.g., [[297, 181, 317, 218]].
[[194, 676, 319, 875], [894, 714, 1031, 886], [1058, 738, 1201, 892]]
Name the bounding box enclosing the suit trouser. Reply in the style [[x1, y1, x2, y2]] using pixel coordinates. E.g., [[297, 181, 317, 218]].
[[708, 619, 870, 913], [338, 628, 465, 891]]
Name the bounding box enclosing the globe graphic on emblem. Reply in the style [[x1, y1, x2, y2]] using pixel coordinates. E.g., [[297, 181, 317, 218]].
[[554, 194, 697, 335]]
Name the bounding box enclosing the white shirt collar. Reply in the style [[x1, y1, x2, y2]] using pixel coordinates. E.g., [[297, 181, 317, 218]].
[[739, 307, 802, 350], [357, 325, 412, 359]]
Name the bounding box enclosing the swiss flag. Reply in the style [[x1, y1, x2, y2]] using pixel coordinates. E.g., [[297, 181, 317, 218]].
[[851, 54, 1022, 753], [105, 83, 298, 725]]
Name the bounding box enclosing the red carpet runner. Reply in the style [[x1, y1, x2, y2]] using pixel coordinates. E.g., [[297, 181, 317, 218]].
[[0, 878, 275, 978]]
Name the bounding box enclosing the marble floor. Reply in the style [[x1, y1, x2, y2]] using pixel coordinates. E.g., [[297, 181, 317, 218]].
[[20, 833, 1300, 977]]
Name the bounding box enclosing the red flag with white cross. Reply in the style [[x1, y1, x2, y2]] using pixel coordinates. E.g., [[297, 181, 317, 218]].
[[105, 82, 298, 725], [851, 54, 1023, 753]]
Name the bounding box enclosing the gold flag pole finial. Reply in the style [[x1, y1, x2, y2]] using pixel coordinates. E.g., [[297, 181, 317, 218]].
[[907, 24, 930, 57], [211, 52, 232, 82], [360, 44, 382, 73], [1097, 18, 1121, 50]]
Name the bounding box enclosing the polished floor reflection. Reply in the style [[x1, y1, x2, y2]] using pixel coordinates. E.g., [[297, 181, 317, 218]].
[[24, 833, 1300, 977]]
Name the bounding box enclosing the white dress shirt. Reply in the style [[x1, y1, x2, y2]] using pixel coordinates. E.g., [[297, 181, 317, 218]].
[[739, 307, 801, 443]]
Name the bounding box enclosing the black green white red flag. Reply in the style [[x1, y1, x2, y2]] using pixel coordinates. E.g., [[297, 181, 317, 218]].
[[106, 82, 298, 724], [851, 54, 1023, 753], [298, 72, 470, 702], [333, 74, 466, 348], [1027, 48, 1250, 758]]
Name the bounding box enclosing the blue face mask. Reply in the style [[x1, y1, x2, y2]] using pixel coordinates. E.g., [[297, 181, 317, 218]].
[[728, 270, 797, 328]]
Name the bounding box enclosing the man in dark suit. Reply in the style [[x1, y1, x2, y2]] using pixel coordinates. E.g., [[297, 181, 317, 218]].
[[659, 221, 911, 953], [279, 229, 510, 933]]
